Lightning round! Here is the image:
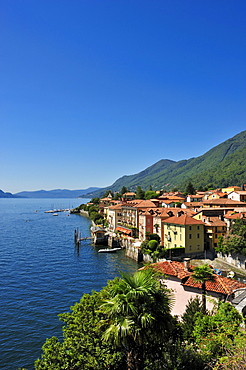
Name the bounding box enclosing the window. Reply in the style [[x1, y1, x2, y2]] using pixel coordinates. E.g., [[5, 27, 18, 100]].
[[174, 244, 177, 248], [180, 234, 182, 241], [197, 245, 200, 250], [189, 234, 192, 239], [189, 245, 192, 251], [197, 233, 200, 238], [189, 226, 192, 230], [197, 226, 200, 230]]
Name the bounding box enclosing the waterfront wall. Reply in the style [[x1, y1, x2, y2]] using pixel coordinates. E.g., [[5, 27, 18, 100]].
[[125, 244, 143, 262], [217, 252, 246, 271], [79, 210, 89, 217]]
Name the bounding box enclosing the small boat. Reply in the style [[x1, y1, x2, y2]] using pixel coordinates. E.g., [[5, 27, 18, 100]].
[[53, 213, 58, 216], [98, 248, 122, 253]]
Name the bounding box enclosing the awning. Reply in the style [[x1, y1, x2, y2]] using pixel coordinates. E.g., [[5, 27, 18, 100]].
[[115, 227, 131, 235]]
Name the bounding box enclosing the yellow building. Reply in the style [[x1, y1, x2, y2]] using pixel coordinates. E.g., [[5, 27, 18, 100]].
[[222, 186, 241, 194], [193, 211, 227, 250], [163, 214, 205, 254]]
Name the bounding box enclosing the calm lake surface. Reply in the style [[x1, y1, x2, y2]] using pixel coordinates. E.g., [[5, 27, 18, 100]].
[[0, 198, 141, 370]]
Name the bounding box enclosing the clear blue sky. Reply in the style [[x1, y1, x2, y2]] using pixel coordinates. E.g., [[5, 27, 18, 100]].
[[1, 0, 245, 193]]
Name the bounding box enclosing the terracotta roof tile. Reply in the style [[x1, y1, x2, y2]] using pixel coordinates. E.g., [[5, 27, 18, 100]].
[[188, 194, 204, 198], [149, 261, 246, 295], [203, 199, 246, 206], [151, 261, 191, 279], [163, 214, 205, 225], [135, 200, 157, 208], [224, 212, 246, 220], [183, 202, 203, 207], [204, 216, 227, 227], [183, 275, 246, 295], [108, 204, 123, 210]]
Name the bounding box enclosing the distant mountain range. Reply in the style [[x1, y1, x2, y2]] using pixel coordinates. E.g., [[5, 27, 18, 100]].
[[86, 130, 246, 197], [14, 188, 100, 198], [0, 190, 22, 198], [2, 131, 246, 200]]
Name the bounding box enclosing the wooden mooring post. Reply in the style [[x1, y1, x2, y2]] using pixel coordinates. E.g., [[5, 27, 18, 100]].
[[74, 228, 81, 246], [74, 229, 93, 246]]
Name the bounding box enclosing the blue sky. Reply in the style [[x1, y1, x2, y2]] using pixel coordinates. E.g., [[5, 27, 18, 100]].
[[1, 0, 245, 193]]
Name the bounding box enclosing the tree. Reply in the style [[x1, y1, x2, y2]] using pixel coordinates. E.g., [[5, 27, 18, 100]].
[[148, 239, 159, 251], [213, 335, 246, 370], [230, 218, 246, 238], [102, 190, 113, 198], [135, 186, 145, 199], [121, 186, 128, 195], [193, 302, 243, 360], [91, 197, 100, 205], [113, 192, 121, 200], [181, 296, 204, 342], [172, 187, 179, 192], [216, 219, 246, 256], [191, 264, 214, 313], [35, 289, 124, 370], [144, 190, 158, 200], [146, 233, 160, 242], [185, 181, 196, 195], [99, 269, 174, 370]]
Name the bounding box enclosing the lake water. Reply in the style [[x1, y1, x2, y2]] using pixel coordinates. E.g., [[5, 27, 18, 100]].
[[0, 198, 141, 370]]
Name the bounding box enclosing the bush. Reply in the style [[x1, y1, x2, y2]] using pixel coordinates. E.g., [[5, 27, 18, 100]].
[[148, 240, 159, 251]]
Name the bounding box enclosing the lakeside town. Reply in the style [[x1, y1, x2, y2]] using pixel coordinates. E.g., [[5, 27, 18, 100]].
[[33, 183, 246, 369], [74, 184, 246, 319]]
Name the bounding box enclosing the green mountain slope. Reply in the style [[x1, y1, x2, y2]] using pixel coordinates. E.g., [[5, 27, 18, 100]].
[[179, 145, 246, 190], [88, 130, 246, 197]]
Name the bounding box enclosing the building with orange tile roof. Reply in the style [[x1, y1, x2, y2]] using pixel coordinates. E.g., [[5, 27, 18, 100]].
[[202, 199, 246, 208], [146, 260, 246, 316], [193, 212, 227, 250], [186, 194, 204, 202], [163, 214, 205, 254], [107, 203, 125, 231], [228, 190, 246, 202], [207, 191, 227, 200], [181, 202, 203, 211], [138, 208, 195, 243], [222, 186, 241, 194], [122, 192, 136, 201]]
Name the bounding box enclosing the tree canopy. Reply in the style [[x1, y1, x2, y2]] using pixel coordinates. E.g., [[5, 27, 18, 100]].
[[34, 269, 245, 370], [216, 219, 246, 256], [192, 264, 214, 313]]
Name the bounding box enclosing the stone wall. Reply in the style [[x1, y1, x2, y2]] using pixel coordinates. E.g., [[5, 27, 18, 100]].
[[217, 252, 246, 271], [125, 244, 143, 262]]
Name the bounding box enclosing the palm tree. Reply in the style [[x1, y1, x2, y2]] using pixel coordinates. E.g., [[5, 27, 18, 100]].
[[192, 264, 214, 314], [99, 268, 174, 370]]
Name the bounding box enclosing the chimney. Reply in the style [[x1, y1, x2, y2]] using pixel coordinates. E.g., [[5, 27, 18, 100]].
[[183, 257, 191, 271]]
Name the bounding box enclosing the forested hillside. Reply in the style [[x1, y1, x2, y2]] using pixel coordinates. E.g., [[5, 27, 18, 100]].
[[89, 130, 246, 197]]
